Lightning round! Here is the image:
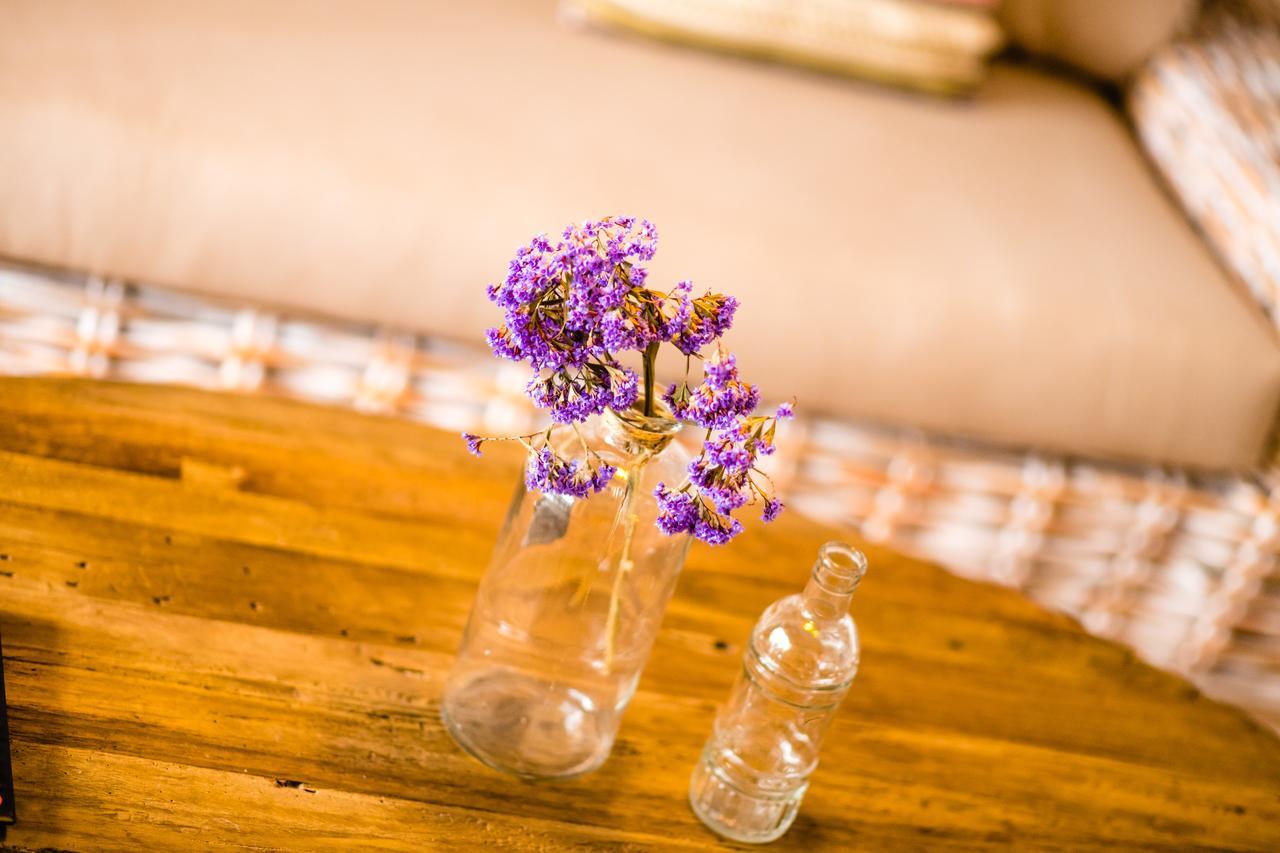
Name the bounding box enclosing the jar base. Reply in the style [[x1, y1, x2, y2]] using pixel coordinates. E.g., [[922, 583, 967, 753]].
[[688, 755, 804, 844], [441, 668, 614, 780]]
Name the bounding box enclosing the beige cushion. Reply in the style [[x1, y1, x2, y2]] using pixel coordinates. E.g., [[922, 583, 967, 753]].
[[0, 0, 1276, 470]]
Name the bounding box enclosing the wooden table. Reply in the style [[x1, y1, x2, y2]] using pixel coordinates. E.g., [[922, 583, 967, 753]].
[[0, 378, 1277, 851]]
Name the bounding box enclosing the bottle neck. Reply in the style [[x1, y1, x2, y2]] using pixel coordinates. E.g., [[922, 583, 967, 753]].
[[601, 407, 681, 457], [801, 542, 867, 621]]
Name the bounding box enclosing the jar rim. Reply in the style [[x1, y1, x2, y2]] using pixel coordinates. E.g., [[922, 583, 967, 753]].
[[603, 406, 682, 454], [604, 405, 682, 436]]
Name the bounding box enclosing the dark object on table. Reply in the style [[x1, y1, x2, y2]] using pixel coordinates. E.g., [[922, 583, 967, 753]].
[[0, 630, 14, 826]]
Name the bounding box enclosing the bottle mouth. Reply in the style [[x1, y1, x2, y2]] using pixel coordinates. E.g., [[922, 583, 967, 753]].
[[813, 541, 868, 593], [604, 405, 682, 453]]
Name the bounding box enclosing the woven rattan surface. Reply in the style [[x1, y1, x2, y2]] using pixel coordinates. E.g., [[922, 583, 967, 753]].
[[1131, 2, 1280, 330], [1, 260, 1278, 733]]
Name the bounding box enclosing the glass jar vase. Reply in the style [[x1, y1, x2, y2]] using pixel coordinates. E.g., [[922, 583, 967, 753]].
[[441, 409, 693, 780]]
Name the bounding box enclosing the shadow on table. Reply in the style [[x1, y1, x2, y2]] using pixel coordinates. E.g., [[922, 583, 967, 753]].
[[579, 735, 841, 851]]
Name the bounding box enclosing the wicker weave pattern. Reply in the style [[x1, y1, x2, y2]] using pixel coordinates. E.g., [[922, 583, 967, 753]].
[[1, 259, 1278, 728], [1130, 3, 1280, 330]]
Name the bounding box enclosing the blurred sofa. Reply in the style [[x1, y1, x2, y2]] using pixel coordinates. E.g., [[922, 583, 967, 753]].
[[1, 0, 1278, 726], [3, 0, 1277, 469]]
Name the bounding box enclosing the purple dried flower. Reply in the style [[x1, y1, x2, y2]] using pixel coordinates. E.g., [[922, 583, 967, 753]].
[[658, 478, 745, 546], [705, 433, 753, 475], [665, 400, 796, 543], [462, 433, 484, 457], [525, 362, 639, 425], [610, 368, 639, 410], [665, 286, 737, 356], [524, 447, 563, 494], [525, 447, 617, 498], [694, 514, 743, 546], [485, 216, 668, 420], [688, 455, 749, 513], [581, 462, 618, 494], [669, 350, 760, 430], [762, 498, 784, 522], [655, 482, 699, 535], [526, 373, 600, 425], [485, 326, 524, 363], [601, 307, 657, 354]]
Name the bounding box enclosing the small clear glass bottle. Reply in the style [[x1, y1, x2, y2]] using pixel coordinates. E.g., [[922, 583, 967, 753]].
[[689, 541, 867, 843]]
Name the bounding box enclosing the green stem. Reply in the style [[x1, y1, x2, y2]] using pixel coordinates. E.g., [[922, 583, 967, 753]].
[[641, 341, 660, 417]]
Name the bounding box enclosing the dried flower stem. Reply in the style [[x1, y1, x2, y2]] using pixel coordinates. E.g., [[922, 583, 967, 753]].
[[641, 341, 660, 417], [566, 452, 650, 671], [569, 555, 597, 607], [569, 464, 628, 608], [605, 486, 639, 671]]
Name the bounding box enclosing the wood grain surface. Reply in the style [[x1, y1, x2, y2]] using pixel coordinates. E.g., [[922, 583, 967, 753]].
[[0, 378, 1277, 851]]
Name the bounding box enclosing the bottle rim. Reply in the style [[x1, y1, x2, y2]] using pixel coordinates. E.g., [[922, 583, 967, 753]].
[[813, 541, 868, 594], [603, 405, 682, 453]]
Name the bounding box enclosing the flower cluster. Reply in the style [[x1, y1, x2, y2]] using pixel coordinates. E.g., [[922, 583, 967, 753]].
[[484, 217, 737, 424], [663, 281, 739, 356], [654, 403, 793, 544], [526, 361, 638, 425], [465, 217, 790, 545], [664, 349, 760, 430], [463, 430, 618, 499], [524, 447, 617, 499]]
